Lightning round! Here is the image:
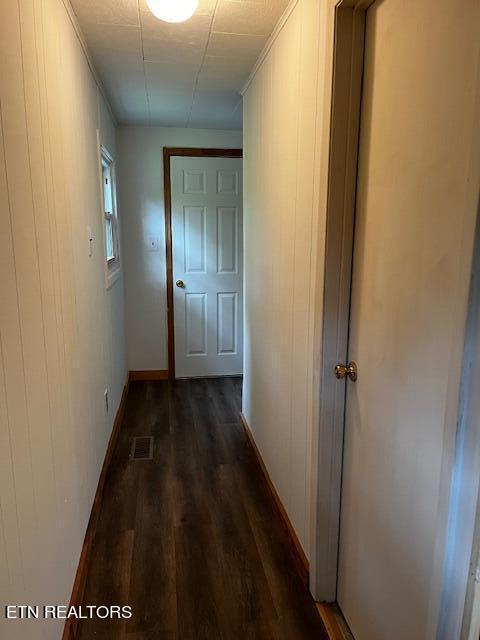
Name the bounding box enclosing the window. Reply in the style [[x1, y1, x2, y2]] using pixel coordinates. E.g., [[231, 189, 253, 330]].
[[100, 146, 120, 286]]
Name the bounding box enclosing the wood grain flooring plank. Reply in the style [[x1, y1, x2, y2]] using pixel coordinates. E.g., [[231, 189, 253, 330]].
[[77, 377, 328, 640], [204, 463, 279, 636], [78, 529, 134, 640], [174, 519, 226, 640]]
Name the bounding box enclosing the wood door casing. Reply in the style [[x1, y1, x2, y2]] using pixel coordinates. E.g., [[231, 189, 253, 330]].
[[170, 155, 243, 378], [164, 149, 242, 379]]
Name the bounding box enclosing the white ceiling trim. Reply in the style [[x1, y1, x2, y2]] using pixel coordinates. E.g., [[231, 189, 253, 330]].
[[62, 0, 118, 125], [240, 0, 299, 96], [137, 0, 151, 124]]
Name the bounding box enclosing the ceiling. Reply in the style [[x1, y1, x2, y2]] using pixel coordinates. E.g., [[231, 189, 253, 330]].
[[71, 0, 289, 129]]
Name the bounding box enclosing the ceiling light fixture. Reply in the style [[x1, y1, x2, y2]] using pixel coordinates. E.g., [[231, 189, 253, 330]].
[[146, 0, 198, 23]]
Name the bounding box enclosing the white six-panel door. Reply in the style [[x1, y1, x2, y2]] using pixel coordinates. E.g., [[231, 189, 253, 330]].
[[171, 156, 243, 378]]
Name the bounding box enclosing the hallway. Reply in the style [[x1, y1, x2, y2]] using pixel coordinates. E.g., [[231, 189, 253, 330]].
[[78, 378, 327, 639]]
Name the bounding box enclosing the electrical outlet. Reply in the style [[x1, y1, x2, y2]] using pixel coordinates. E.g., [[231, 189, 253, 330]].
[[104, 389, 109, 413]]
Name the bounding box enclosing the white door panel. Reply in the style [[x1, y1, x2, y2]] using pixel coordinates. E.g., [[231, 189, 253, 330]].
[[337, 0, 480, 638], [171, 156, 243, 378], [217, 207, 239, 274]]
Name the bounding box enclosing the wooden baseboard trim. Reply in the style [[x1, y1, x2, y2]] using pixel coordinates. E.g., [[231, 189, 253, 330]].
[[239, 412, 310, 588], [129, 369, 169, 381], [316, 603, 354, 640], [62, 377, 130, 640]]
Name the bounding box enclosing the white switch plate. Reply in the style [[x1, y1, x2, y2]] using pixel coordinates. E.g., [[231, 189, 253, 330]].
[[146, 236, 159, 252]]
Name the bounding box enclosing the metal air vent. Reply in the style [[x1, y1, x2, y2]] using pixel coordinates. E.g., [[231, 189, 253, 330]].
[[130, 436, 154, 461]]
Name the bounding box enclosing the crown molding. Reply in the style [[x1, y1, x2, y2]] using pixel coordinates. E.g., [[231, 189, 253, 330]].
[[241, 0, 300, 96], [60, 0, 118, 126]]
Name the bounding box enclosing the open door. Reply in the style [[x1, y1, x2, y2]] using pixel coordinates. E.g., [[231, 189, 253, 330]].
[[315, 1, 480, 638]]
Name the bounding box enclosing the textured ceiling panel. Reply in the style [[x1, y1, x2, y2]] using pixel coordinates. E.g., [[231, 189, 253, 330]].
[[100, 66, 150, 124], [213, 0, 284, 36], [207, 32, 268, 62], [83, 24, 142, 54], [142, 37, 203, 64], [187, 101, 243, 131], [70, 0, 289, 129], [148, 102, 193, 127], [196, 56, 252, 91], [139, 11, 212, 46], [145, 61, 200, 84], [193, 88, 241, 113], [73, 0, 139, 27]]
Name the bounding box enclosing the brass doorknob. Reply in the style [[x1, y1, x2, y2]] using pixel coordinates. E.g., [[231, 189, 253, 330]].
[[176, 279, 185, 288], [335, 361, 358, 382]]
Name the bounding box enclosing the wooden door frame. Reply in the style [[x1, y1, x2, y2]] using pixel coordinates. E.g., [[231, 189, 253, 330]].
[[446, 213, 480, 640], [163, 147, 243, 380], [312, 4, 480, 640], [312, 0, 375, 603]]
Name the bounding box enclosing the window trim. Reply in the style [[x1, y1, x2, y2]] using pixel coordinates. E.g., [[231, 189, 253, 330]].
[[98, 139, 121, 289]]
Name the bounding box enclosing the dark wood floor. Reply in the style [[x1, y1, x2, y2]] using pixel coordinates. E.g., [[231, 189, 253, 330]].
[[78, 377, 328, 639]]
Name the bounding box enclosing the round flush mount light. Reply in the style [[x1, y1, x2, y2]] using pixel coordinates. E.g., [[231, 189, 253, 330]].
[[146, 0, 198, 23]]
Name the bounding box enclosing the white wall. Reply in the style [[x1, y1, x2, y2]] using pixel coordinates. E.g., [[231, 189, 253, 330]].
[[242, 0, 328, 561], [0, 0, 126, 637], [117, 126, 242, 372]]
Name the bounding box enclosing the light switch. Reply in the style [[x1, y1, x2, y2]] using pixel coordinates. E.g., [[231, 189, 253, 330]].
[[87, 225, 94, 257], [146, 236, 159, 252]]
